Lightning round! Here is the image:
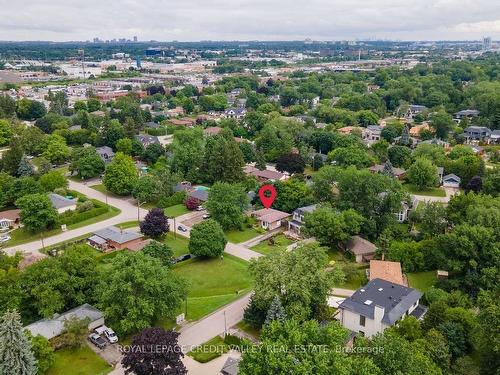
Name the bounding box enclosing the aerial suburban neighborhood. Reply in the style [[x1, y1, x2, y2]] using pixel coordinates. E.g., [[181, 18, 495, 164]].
[[0, 3, 499, 375]]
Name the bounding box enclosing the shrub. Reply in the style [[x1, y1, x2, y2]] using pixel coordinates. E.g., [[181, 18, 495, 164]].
[[77, 200, 94, 213], [158, 191, 186, 208]]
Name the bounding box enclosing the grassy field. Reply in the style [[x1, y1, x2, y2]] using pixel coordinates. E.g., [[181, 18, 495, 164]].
[[251, 234, 294, 256], [328, 250, 368, 290], [407, 271, 437, 292], [235, 320, 261, 338], [170, 254, 253, 321], [164, 204, 189, 218], [187, 336, 227, 363], [403, 184, 447, 197], [47, 346, 112, 375], [225, 226, 262, 243], [6, 205, 120, 247]]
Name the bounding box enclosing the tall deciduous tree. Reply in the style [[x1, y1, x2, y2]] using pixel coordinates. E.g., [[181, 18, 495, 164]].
[[247, 244, 343, 324], [407, 158, 439, 190], [239, 320, 379, 375], [122, 328, 187, 375], [97, 252, 186, 335], [0, 310, 37, 375], [275, 153, 306, 174], [69, 147, 105, 180], [201, 131, 245, 183], [206, 182, 248, 230], [103, 152, 138, 195], [188, 219, 227, 257], [16, 194, 58, 233]]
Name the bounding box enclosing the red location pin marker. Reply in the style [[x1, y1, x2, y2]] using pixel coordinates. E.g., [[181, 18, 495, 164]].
[[258, 184, 277, 208]]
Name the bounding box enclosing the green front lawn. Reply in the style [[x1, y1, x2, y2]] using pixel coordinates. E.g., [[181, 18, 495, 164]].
[[225, 226, 262, 243], [251, 234, 294, 256], [6, 205, 120, 247], [47, 346, 111, 375], [170, 254, 253, 321], [187, 336, 228, 363], [164, 204, 189, 218], [407, 271, 437, 293], [403, 184, 447, 197], [163, 232, 190, 257]]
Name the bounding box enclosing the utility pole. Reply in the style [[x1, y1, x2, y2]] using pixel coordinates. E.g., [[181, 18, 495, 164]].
[[223, 310, 227, 337]]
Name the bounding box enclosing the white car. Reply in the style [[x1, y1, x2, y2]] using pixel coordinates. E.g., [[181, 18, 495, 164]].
[[0, 235, 11, 243], [95, 325, 118, 344]]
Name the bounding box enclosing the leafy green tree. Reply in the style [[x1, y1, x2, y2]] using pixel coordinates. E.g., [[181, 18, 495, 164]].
[[358, 330, 442, 375], [142, 241, 174, 266], [388, 145, 412, 168], [275, 153, 306, 174], [254, 148, 267, 170], [248, 244, 343, 323], [0, 310, 37, 375], [58, 317, 89, 349], [133, 175, 161, 204], [16, 194, 58, 233], [430, 110, 455, 139], [171, 127, 204, 180], [415, 329, 451, 374], [371, 139, 389, 162], [304, 207, 364, 248], [39, 171, 67, 192], [20, 246, 97, 318], [28, 334, 54, 375], [69, 147, 105, 179], [97, 252, 187, 335], [272, 179, 313, 213], [188, 219, 227, 257], [328, 146, 374, 169], [2, 137, 24, 176], [143, 143, 164, 165], [115, 138, 132, 154], [206, 182, 248, 230], [41, 134, 70, 165], [239, 319, 380, 375], [407, 158, 439, 190], [16, 98, 46, 120], [20, 127, 46, 156], [103, 152, 138, 195], [201, 131, 245, 183], [102, 119, 125, 148], [0, 119, 13, 146], [393, 316, 422, 341]]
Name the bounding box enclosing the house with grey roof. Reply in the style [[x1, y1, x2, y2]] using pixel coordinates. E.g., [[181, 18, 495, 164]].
[[442, 174, 461, 188], [87, 226, 144, 251], [463, 126, 491, 142], [221, 357, 240, 375], [223, 107, 246, 119], [337, 278, 426, 337], [25, 304, 104, 340], [49, 193, 77, 214], [454, 109, 479, 121], [288, 204, 317, 235], [135, 134, 160, 148], [187, 189, 209, 203], [95, 146, 115, 164]]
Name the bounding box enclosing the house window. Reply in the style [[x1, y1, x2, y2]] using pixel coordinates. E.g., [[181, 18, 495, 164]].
[[359, 315, 366, 327]]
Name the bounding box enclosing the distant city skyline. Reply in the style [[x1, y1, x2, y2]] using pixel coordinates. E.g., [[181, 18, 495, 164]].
[[0, 0, 499, 42]]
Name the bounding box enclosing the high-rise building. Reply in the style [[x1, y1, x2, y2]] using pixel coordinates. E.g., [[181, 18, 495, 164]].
[[483, 36, 492, 51], [133, 36, 138, 42]]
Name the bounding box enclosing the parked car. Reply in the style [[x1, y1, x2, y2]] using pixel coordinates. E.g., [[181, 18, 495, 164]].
[[95, 325, 118, 344], [0, 235, 11, 243], [202, 214, 210, 219], [177, 225, 188, 232], [196, 206, 204, 211], [88, 333, 107, 349]]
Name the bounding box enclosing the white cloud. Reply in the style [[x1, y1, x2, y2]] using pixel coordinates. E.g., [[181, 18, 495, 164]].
[[0, 0, 498, 41]]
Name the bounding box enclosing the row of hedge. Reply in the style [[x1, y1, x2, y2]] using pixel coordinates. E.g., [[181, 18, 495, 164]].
[[59, 200, 109, 226]]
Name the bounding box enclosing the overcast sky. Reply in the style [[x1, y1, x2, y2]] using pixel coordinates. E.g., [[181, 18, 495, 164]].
[[0, 0, 499, 41]]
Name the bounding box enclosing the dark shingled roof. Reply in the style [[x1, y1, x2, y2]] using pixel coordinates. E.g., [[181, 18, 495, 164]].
[[338, 278, 422, 325]]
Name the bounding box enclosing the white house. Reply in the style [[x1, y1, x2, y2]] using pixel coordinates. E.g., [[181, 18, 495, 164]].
[[288, 204, 317, 235], [442, 174, 461, 188], [25, 304, 104, 340], [49, 193, 77, 214], [337, 279, 426, 337]]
